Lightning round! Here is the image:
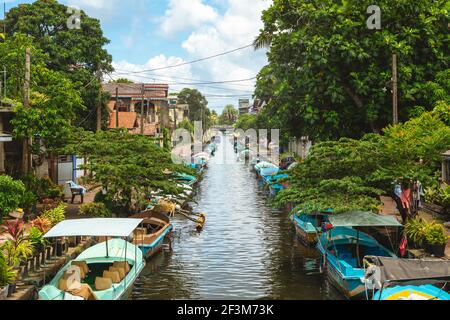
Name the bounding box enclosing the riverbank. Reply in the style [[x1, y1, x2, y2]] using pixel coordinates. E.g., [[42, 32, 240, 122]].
[[6, 238, 92, 300]]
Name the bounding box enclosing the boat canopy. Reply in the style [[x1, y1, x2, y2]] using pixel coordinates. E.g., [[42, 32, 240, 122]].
[[365, 256, 450, 285], [44, 218, 143, 238], [329, 211, 402, 228]]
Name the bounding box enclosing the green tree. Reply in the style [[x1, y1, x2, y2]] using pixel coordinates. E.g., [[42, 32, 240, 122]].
[[5, 0, 113, 131], [235, 113, 258, 131], [0, 175, 25, 223], [0, 33, 84, 154], [63, 129, 194, 214], [276, 102, 450, 213], [177, 88, 214, 130], [255, 0, 450, 140], [219, 105, 238, 125], [109, 78, 134, 84]]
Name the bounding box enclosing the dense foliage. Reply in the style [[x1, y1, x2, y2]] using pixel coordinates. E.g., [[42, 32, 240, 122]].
[[4, 0, 113, 131], [275, 103, 450, 213], [253, 0, 450, 141], [0, 176, 25, 223], [177, 88, 215, 130], [63, 129, 194, 214], [218, 105, 238, 125]]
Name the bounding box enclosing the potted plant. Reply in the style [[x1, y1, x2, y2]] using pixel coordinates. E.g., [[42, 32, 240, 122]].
[[425, 223, 449, 257], [0, 253, 16, 300], [405, 218, 428, 248]]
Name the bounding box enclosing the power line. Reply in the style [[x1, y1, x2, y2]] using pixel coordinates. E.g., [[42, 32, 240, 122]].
[[113, 43, 254, 74], [112, 71, 255, 91]]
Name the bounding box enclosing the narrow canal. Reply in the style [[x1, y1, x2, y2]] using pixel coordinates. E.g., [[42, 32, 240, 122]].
[[132, 135, 341, 300]]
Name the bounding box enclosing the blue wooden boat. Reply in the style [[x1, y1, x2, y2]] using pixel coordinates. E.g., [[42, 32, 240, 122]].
[[131, 211, 173, 259], [317, 211, 402, 300], [363, 256, 450, 300], [173, 172, 198, 186], [264, 173, 289, 196], [39, 219, 145, 300], [292, 209, 333, 246]]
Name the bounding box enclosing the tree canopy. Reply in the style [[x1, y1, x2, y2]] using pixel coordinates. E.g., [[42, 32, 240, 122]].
[[5, 0, 113, 131], [275, 102, 450, 213], [0, 33, 84, 153], [219, 105, 238, 125], [177, 88, 214, 130], [62, 129, 194, 214], [254, 0, 450, 141]]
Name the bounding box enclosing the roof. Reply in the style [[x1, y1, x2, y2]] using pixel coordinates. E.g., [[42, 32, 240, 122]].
[[44, 218, 144, 238], [129, 122, 158, 136], [109, 112, 138, 129], [102, 83, 169, 99], [443, 150, 450, 159], [365, 256, 450, 285], [329, 211, 403, 228]]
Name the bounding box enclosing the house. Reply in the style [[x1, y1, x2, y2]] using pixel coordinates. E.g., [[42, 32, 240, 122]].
[[102, 83, 170, 137], [168, 96, 189, 129], [0, 100, 23, 176], [443, 150, 450, 184], [238, 99, 250, 115]]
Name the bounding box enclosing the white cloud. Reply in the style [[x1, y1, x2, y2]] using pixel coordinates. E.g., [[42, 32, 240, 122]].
[[160, 0, 219, 36], [111, 0, 272, 111], [111, 55, 194, 93]]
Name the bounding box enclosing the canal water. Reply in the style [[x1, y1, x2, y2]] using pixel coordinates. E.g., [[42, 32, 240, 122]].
[[131, 136, 341, 300]]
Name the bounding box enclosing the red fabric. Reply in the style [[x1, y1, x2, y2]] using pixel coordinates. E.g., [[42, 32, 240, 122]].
[[399, 237, 408, 258], [401, 188, 411, 209]]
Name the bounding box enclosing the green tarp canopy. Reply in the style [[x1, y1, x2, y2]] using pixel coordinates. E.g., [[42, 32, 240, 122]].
[[329, 211, 402, 228]]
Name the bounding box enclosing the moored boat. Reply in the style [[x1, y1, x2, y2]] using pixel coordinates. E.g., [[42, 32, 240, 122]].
[[131, 211, 173, 259], [317, 211, 402, 299], [363, 256, 450, 300], [38, 219, 145, 300], [292, 209, 333, 246]]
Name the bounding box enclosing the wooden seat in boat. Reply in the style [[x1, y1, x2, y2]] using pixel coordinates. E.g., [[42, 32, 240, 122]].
[[95, 277, 113, 291], [113, 261, 131, 273], [103, 270, 121, 283], [72, 261, 89, 278], [109, 267, 126, 280]]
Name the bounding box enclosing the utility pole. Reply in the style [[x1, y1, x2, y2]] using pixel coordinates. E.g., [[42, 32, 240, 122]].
[[115, 87, 119, 128], [22, 48, 31, 174], [96, 69, 102, 132], [140, 84, 145, 135], [392, 53, 398, 125]]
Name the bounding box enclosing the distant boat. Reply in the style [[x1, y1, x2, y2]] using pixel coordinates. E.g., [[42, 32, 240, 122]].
[[39, 219, 145, 301], [130, 211, 173, 259], [292, 209, 333, 246], [363, 256, 450, 301], [173, 172, 198, 186], [264, 173, 289, 196], [317, 212, 402, 299]]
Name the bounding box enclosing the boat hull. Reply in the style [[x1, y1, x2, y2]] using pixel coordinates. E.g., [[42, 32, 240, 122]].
[[374, 285, 450, 301], [293, 215, 319, 246], [139, 225, 173, 260], [294, 223, 318, 246]]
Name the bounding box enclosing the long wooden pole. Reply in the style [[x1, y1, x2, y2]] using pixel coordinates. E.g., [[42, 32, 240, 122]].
[[392, 53, 398, 125], [96, 69, 102, 132], [141, 84, 145, 135], [22, 48, 31, 174], [115, 87, 119, 128]]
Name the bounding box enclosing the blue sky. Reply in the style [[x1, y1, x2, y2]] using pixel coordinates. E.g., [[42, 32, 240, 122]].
[[4, 0, 271, 113]]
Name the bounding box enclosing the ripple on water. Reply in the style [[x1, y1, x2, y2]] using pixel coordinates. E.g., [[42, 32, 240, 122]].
[[132, 137, 341, 300]]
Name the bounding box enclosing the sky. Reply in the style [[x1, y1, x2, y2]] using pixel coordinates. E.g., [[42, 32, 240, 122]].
[[3, 0, 271, 113]]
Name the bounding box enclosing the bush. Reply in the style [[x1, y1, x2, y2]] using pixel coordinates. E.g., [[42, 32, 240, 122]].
[[41, 203, 66, 226], [79, 202, 112, 218], [426, 224, 449, 246], [0, 253, 16, 287], [405, 218, 449, 246], [20, 174, 63, 202], [0, 175, 25, 222]]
